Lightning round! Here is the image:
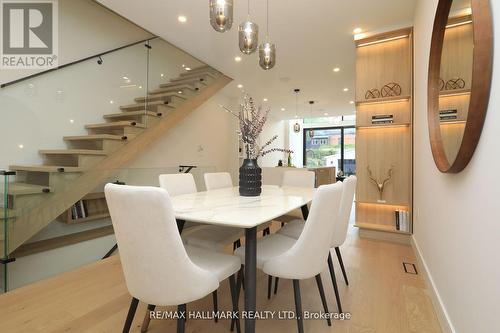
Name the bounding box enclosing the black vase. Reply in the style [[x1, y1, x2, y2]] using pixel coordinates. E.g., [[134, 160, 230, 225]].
[[239, 159, 262, 197]]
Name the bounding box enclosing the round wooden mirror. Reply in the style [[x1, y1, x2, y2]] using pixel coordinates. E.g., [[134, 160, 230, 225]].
[[428, 0, 493, 173]]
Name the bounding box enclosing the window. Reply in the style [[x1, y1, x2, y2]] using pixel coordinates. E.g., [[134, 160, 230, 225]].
[[303, 126, 356, 175]]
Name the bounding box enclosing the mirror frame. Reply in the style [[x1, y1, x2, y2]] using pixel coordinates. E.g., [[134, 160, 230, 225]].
[[428, 0, 493, 173]]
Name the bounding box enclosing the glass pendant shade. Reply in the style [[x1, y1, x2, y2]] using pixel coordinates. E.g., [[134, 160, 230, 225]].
[[294, 122, 301, 133], [259, 42, 276, 70], [308, 128, 315, 138], [239, 21, 259, 54], [209, 0, 233, 32]]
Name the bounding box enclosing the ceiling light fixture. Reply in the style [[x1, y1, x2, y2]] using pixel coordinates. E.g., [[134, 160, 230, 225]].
[[353, 27, 362, 34], [324, 113, 328, 116], [234, 56, 242, 62], [349, 100, 355, 104], [259, 0, 276, 70], [281, 108, 285, 111], [343, 88, 349, 92], [238, 0, 258, 54], [333, 67, 340, 72], [237, 84, 243, 88], [178, 15, 187, 23], [185, 67, 192, 71], [263, 98, 268, 102], [209, 0, 233, 32]]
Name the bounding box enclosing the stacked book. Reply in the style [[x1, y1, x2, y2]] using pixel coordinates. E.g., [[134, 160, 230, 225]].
[[372, 114, 394, 125], [394, 210, 411, 233], [71, 200, 88, 220], [439, 109, 458, 122]]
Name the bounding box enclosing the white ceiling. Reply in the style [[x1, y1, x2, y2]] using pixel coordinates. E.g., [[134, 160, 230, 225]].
[[97, 0, 416, 120]]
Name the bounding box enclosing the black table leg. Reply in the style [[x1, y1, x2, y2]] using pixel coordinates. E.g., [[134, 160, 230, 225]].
[[176, 219, 186, 234], [301, 205, 309, 220], [244, 227, 257, 333]]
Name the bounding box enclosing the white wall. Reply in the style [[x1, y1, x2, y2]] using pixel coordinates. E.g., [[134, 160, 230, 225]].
[[0, 0, 153, 85], [258, 116, 288, 167], [413, 2, 500, 332]]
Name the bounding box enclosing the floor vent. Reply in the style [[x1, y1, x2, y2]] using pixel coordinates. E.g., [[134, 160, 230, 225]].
[[403, 262, 418, 275]]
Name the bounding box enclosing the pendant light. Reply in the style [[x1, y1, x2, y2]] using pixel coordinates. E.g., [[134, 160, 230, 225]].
[[293, 89, 301, 132], [238, 0, 259, 54], [259, 0, 276, 70], [209, 0, 233, 33], [308, 101, 315, 138]]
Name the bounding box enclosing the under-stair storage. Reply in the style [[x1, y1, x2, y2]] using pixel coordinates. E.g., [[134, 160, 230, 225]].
[[57, 192, 109, 224]]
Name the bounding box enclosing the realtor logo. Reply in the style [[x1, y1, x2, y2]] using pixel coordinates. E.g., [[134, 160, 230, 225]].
[[1, 0, 58, 69]]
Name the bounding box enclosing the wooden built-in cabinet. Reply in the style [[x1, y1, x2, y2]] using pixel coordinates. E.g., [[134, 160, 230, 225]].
[[354, 28, 414, 240]]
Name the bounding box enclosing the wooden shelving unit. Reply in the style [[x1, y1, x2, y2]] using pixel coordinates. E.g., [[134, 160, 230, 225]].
[[354, 28, 414, 242], [57, 192, 109, 224]]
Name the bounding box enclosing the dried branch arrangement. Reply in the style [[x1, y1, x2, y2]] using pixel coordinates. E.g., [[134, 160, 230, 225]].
[[221, 94, 293, 159]]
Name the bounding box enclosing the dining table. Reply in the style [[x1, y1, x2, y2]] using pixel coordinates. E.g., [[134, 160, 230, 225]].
[[170, 185, 315, 333]]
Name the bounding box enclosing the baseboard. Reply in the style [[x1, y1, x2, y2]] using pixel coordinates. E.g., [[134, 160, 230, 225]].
[[411, 236, 455, 333]]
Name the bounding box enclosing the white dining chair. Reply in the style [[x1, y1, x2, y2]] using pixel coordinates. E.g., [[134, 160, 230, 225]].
[[204, 172, 233, 190], [235, 182, 344, 332], [267, 170, 316, 298], [278, 176, 357, 313], [104, 183, 242, 333]]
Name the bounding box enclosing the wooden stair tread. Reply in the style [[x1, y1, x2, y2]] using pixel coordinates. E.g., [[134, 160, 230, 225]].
[[149, 84, 197, 95], [182, 65, 210, 73], [170, 73, 216, 83], [85, 121, 146, 129], [159, 78, 208, 88], [179, 70, 218, 79], [10, 165, 84, 173], [7, 183, 52, 195], [103, 111, 160, 119], [40, 149, 108, 156], [64, 134, 125, 141], [121, 105, 176, 113], [134, 92, 187, 103], [119, 100, 172, 110]]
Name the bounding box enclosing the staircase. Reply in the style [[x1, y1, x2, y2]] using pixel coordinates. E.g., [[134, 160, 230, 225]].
[[1, 65, 231, 257]]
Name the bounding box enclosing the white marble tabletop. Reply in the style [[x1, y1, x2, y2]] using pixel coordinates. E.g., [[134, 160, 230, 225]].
[[170, 185, 315, 228]]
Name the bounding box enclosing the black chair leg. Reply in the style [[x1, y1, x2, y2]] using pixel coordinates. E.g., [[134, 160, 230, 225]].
[[141, 304, 156, 333], [328, 253, 343, 313], [292, 280, 304, 333], [232, 267, 243, 332], [315, 274, 332, 326], [274, 277, 279, 295], [335, 247, 349, 285], [177, 304, 186, 333], [212, 290, 218, 323], [229, 274, 241, 333], [267, 275, 273, 299], [123, 297, 139, 333]]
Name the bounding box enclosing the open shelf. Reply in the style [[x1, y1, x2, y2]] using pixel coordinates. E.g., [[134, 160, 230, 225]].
[[439, 89, 470, 97], [440, 120, 467, 125], [57, 192, 109, 224], [356, 200, 409, 207], [357, 123, 410, 130], [356, 95, 411, 106], [354, 222, 411, 235]]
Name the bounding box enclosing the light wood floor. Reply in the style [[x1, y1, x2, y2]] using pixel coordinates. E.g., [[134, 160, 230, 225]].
[[0, 224, 441, 333]]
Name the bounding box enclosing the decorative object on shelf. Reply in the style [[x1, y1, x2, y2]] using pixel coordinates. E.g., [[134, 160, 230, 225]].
[[209, 0, 233, 32], [287, 152, 293, 167], [307, 100, 315, 138], [445, 77, 465, 90], [439, 78, 445, 91], [238, 0, 258, 54], [221, 94, 292, 196], [439, 109, 458, 122], [371, 114, 394, 125], [278, 159, 283, 167], [259, 0, 276, 70], [366, 165, 394, 203], [365, 88, 381, 99], [293, 122, 301, 133], [380, 82, 402, 97]]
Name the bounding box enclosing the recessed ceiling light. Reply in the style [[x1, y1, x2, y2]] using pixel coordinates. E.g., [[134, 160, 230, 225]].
[[324, 113, 329, 116], [235, 56, 242, 62], [139, 86, 143, 89], [160, 74, 164, 77], [185, 67, 191, 71], [69, 119, 74, 124], [109, 100, 114, 104], [343, 88, 349, 92], [122, 76, 129, 80], [281, 108, 286, 111], [353, 27, 362, 34], [18, 144, 24, 149], [178, 15, 187, 23], [333, 67, 340, 72], [263, 98, 268, 102], [237, 84, 243, 89], [294, 115, 298, 118], [349, 100, 355, 104], [178, 91, 183, 94]]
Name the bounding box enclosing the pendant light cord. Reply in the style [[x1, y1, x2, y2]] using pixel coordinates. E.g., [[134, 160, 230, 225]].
[[266, 0, 269, 37], [247, 0, 250, 17]]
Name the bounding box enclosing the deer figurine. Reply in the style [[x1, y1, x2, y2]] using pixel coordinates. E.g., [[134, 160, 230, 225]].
[[367, 165, 394, 202]]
